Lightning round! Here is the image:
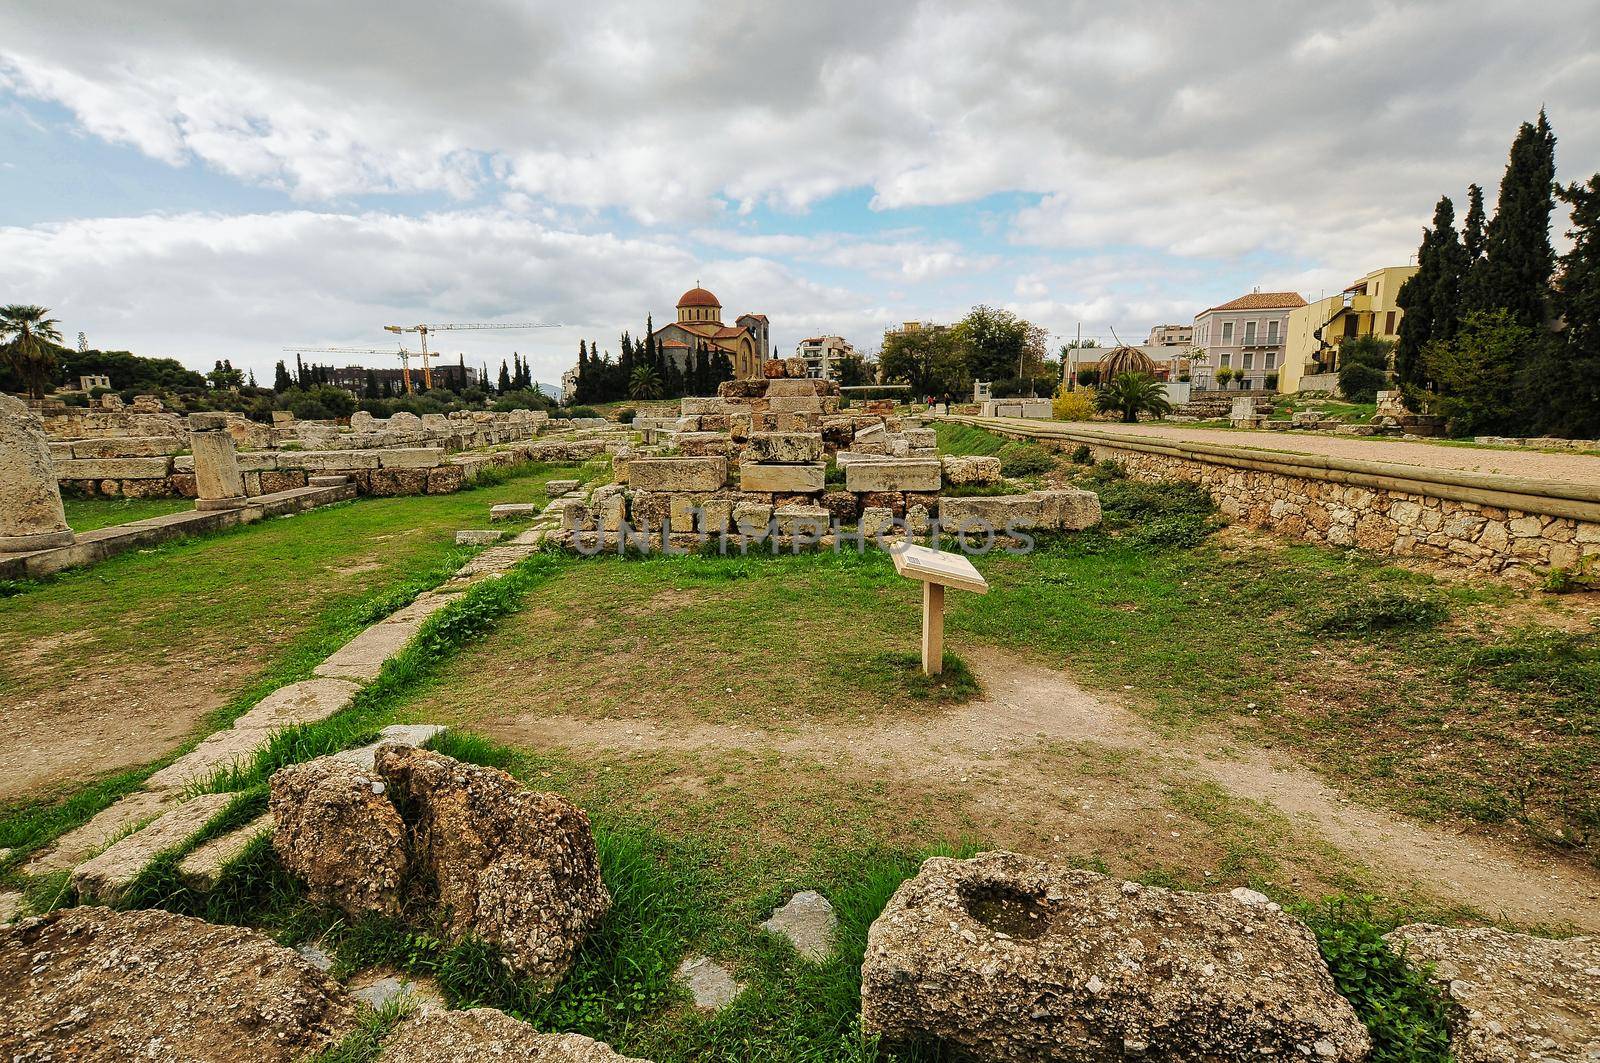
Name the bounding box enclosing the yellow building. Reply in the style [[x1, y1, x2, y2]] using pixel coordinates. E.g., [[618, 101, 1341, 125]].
[[1280, 265, 1418, 394]]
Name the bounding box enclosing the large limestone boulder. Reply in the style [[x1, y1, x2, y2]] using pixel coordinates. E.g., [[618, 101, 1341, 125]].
[[375, 745, 611, 988], [941, 454, 1002, 486], [1385, 923, 1599, 1062], [861, 852, 1370, 1062], [376, 1007, 649, 1061], [0, 906, 353, 1061], [0, 392, 74, 550], [270, 756, 409, 917]]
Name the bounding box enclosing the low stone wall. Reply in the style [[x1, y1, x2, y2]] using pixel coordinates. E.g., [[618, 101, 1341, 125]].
[[949, 417, 1600, 578], [56, 438, 611, 501]]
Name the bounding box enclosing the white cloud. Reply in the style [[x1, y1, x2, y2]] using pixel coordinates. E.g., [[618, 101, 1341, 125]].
[[1, 1, 1597, 368]]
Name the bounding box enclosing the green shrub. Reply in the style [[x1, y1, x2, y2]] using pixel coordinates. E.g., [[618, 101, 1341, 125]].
[[999, 445, 1054, 477], [1309, 591, 1448, 635], [616, 407, 636, 424], [1299, 899, 1452, 1063], [566, 405, 600, 419], [1070, 444, 1093, 465], [1090, 458, 1127, 481]]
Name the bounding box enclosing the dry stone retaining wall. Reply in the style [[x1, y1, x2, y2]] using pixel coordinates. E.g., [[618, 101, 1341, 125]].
[[952, 417, 1600, 578]]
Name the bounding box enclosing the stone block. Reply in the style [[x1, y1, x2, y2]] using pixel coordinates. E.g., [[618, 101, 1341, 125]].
[[747, 432, 824, 463], [854, 423, 887, 444], [377, 448, 445, 469], [700, 413, 730, 432], [456, 529, 505, 545], [773, 504, 832, 537], [675, 432, 731, 457], [281, 450, 382, 471], [728, 412, 753, 440], [629, 456, 727, 492], [768, 395, 824, 413], [859, 491, 906, 516], [1035, 488, 1103, 530], [740, 462, 825, 493], [861, 506, 898, 538], [489, 503, 540, 522], [820, 490, 858, 522], [939, 494, 1045, 533], [941, 455, 1003, 486], [55, 456, 172, 480], [426, 465, 465, 494], [681, 397, 730, 415], [369, 468, 429, 496], [845, 459, 942, 493], [903, 428, 937, 449], [732, 501, 774, 533]]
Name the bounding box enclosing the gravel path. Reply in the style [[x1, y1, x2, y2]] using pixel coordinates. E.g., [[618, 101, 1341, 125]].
[[1048, 422, 1600, 485]]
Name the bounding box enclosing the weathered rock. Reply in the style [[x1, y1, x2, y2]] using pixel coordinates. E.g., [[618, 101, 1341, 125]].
[[941, 454, 1003, 487], [71, 791, 235, 902], [1386, 923, 1600, 1063], [0, 906, 354, 1061], [455, 528, 505, 545], [676, 956, 745, 1010], [349, 968, 447, 1013], [762, 890, 838, 961], [861, 505, 898, 539], [772, 504, 832, 537], [376, 1007, 650, 1061], [862, 852, 1370, 1062], [0, 392, 74, 550], [191, 425, 248, 510], [844, 459, 942, 493], [628, 456, 727, 492], [177, 812, 273, 891], [740, 461, 824, 493], [747, 431, 824, 463], [938, 494, 1045, 534], [270, 756, 409, 917], [819, 489, 858, 522], [1035, 487, 1103, 530], [375, 745, 611, 987]]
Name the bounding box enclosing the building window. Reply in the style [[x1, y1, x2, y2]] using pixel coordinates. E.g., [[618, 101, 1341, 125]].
[[1344, 315, 1359, 339], [1243, 321, 1257, 345], [1243, 352, 1254, 369], [1221, 322, 1234, 344], [1385, 310, 1397, 334], [1219, 353, 1231, 367], [1266, 320, 1279, 344], [1266, 352, 1276, 369]]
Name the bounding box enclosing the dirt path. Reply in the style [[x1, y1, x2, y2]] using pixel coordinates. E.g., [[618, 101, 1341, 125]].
[[489, 646, 1600, 930], [1047, 420, 1600, 483]]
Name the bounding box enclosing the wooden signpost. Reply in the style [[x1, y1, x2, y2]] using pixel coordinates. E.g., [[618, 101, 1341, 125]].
[[889, 541, 989, 675]]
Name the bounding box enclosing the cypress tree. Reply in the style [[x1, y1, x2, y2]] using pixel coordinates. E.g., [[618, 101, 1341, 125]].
[[1470, 110, 1557, 328], [364, 369, 379, 399], [497, 359, 511, 393], [1394, 227, 1437, 393], [273, 360, 292, 392], [295, 354, 305, 388], [1520, 174, 1600, 438], [1429, 196, 1469, 344]]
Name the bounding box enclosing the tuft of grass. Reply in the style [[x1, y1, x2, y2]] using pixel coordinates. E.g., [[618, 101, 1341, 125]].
[[998, 445, 1054, 478], [305, 998, 415, 1063], [1308, 592, 1449, 636], [860, 652, 982, 704], [1299, 898, 1453, 1063]]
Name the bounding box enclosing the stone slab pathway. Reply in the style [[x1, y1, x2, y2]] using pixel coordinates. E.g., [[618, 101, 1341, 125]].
[[71, 792, 235, 902], [177, 812, 273, 891]]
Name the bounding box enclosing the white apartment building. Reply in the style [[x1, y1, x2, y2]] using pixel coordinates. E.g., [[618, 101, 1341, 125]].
[[796, 335, 857, 381]]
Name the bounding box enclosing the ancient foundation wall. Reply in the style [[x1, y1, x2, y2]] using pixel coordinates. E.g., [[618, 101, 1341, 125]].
[[950, 417, 1600, 578], [55, 438, 610, 500]]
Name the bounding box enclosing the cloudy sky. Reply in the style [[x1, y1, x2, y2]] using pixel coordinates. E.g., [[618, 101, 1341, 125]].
[[2, 1, 1597, 385]]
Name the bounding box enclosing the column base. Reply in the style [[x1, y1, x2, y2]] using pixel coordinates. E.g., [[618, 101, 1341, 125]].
[[194, 496, 248, 511], [0, 528, 77, 551]]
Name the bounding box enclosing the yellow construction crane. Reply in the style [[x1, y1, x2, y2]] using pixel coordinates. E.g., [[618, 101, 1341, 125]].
[[282, 344, 421, 393], [382, 322, 561, 391]]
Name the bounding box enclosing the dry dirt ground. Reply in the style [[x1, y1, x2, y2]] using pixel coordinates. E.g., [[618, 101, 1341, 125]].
[[421, 646, 1600, 933], [1051, 420, 1600, 482]]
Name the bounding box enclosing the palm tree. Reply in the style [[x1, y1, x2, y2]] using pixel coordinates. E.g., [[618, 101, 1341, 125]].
[[628, 364, 663, 400], [1095, 372, 1172, 424], [0, 305, 64, 400]]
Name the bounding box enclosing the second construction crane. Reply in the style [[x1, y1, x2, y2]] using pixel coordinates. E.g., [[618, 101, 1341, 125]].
[[382, 322, 561, 392]]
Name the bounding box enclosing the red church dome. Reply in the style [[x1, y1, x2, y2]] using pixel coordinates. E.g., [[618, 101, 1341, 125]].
[[677, 286, 721, 308]]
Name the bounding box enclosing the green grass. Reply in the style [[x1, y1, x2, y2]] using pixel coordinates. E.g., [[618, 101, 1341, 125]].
[[0, 464, 598, 870], [61, 495, 192, 531]]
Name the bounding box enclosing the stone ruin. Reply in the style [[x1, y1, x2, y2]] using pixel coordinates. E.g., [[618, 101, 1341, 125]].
[[271, 744, 611, 988], [550, 376, 1101, 549], [1, 393, 76, 553]]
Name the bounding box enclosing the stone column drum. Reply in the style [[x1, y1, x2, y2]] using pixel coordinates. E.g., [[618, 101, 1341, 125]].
[[0, 393, 76, 551], [188, 413, 248, 510]]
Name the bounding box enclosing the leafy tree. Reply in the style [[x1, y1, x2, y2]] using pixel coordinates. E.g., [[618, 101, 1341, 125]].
[[1094, 372, 1172, 423], [880, 325, 968, 397], [0, 304, 63, 399], [1214, 367, 1233, 388], [273, 360, 293, 392], [953, 305, 1049, 384], [1519, 174, 1600, 438], [1467, 110, 1557, 329], [1337, 336, 1393, 403], [1423, 309, 1531, 436], [207, 358, 244, 390], [628, 364, 663, 400], [834, 350, 874, 388]]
